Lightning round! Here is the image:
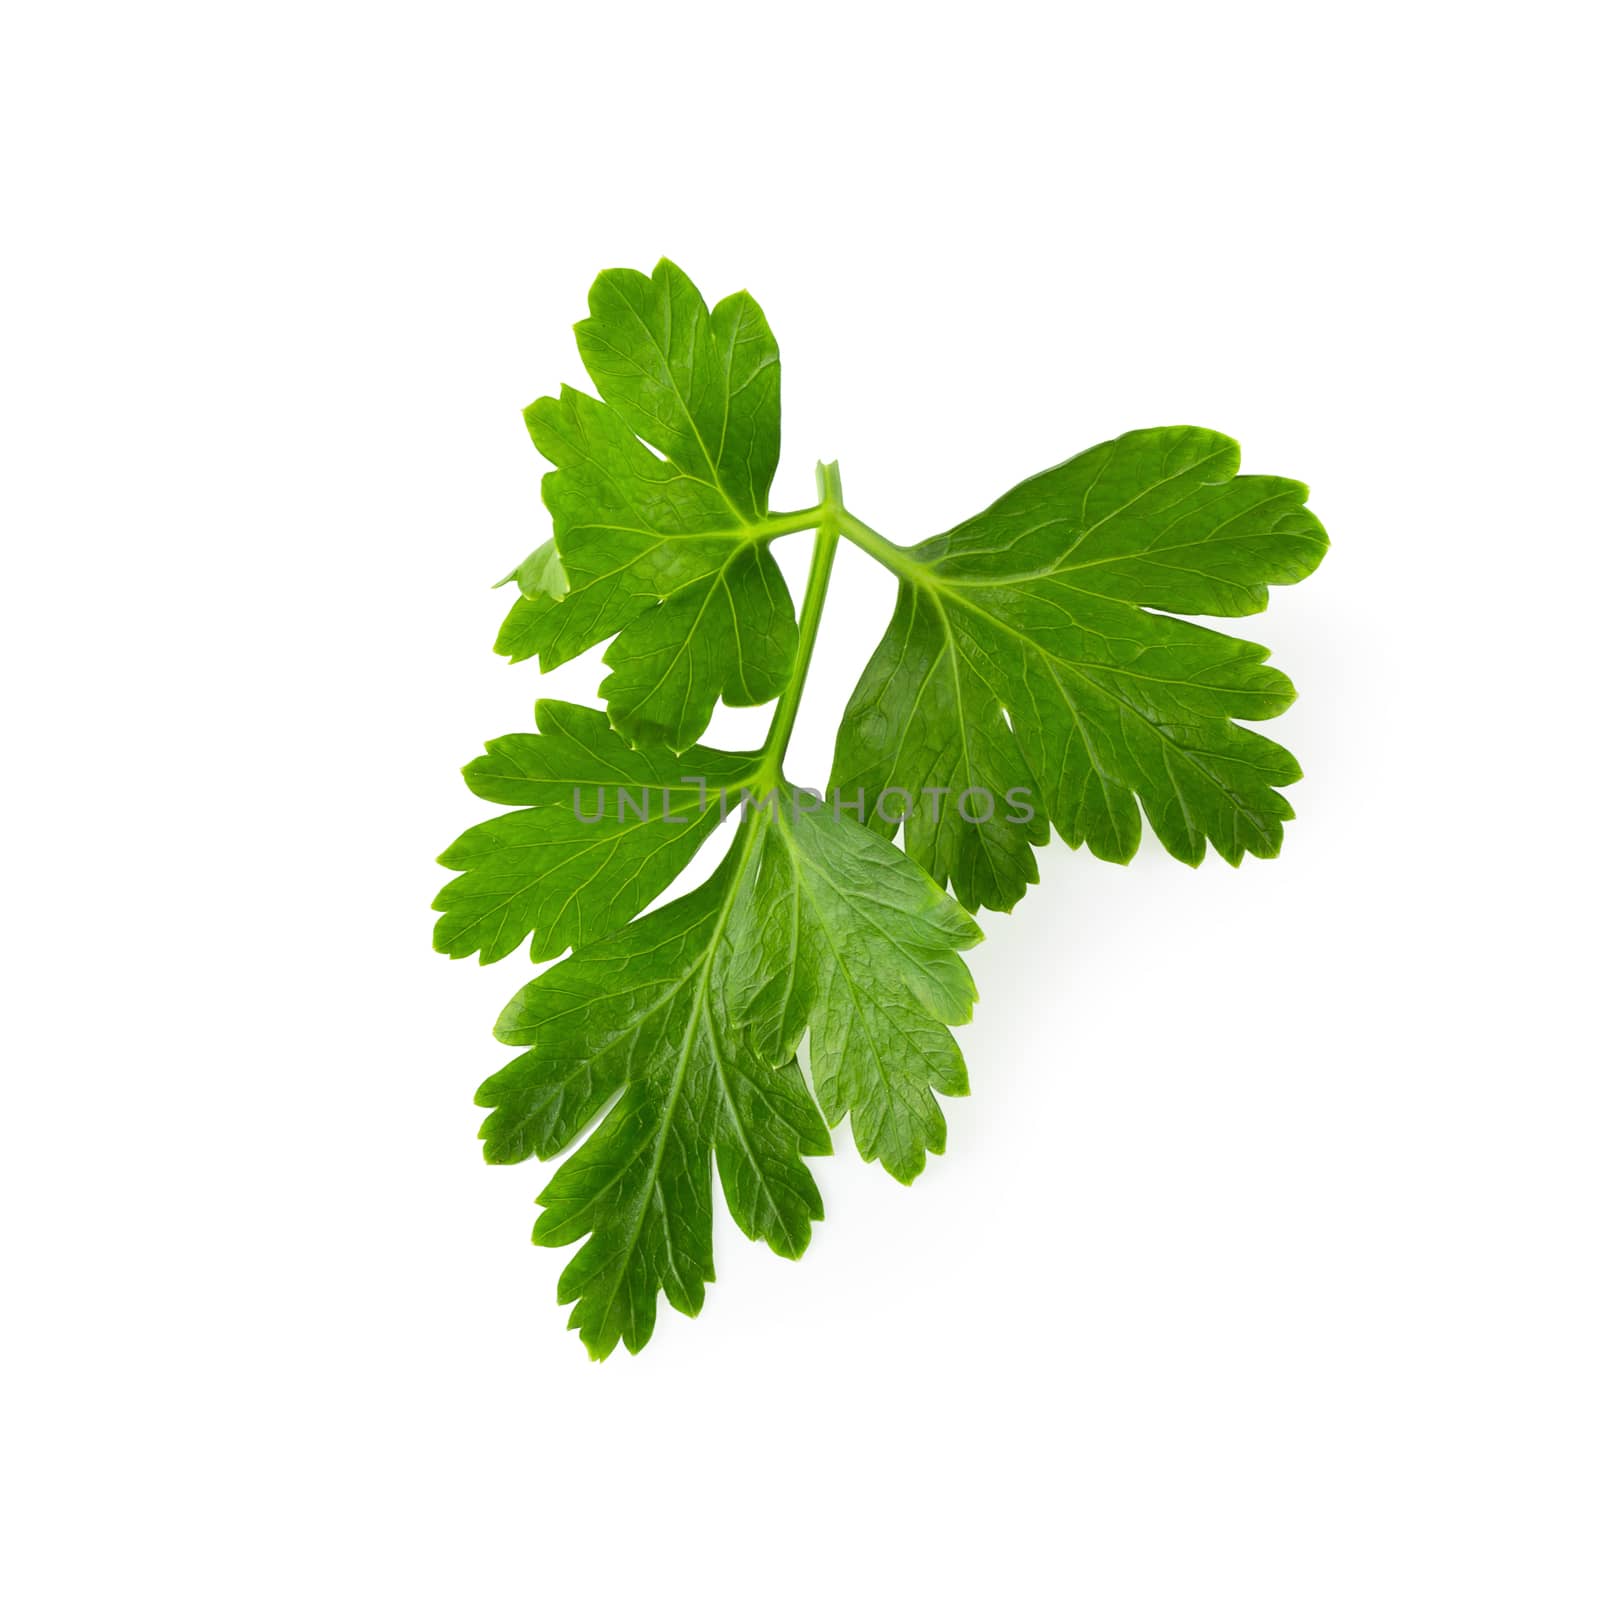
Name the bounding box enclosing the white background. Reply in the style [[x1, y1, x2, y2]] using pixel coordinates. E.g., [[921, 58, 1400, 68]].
[[4, 2, 1596, 1594]]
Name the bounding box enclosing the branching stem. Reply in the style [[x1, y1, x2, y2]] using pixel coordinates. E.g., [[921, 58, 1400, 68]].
[[757, 462, 843, 781]]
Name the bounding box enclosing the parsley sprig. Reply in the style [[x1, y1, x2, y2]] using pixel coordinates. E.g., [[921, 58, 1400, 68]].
[[440, 259, 1327, 1357]]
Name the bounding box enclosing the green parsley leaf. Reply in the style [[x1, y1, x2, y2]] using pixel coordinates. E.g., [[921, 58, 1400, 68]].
[[722, 791, 982, 1183], [481, 842, 828, 1360], [495, 259, 806, 750], [433, 702, 759, 963], [476, 799, 979, 1358], [831, 427, 1328, 910]]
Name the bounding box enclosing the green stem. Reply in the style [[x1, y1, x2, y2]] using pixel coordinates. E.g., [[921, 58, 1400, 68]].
[[757, 505, 827, 537], [834, 506, 921, 581], [758, 462, 843, 781]]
